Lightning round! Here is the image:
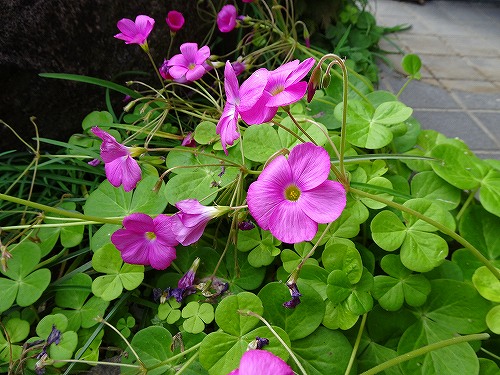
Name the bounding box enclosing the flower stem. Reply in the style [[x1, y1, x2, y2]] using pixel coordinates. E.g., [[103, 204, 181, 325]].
[[239, 309, 307, 375], [0, 193, 122, 225], [345, 313, 367, 375], [350, 187, 500, 280], [359, 333, 489, 375]]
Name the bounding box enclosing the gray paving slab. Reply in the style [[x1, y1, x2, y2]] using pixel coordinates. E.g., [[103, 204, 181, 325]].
[[373, 0, 500, 159]]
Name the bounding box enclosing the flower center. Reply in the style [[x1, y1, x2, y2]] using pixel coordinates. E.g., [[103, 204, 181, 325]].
[[271, 85, 285, 96], [145, 231, 157, 240], [188, 63, 196, 70], [285, 185, 301, 201]]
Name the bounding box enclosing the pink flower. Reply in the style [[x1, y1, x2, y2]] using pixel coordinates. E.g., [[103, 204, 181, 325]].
[[228, 350, 293, 375], [181, 132, 196, 147], [240, 58, 315, 124], [166, 10, 185, 32], [114, 15, 155, 46], [91, 127, 142, 192], [171, 199, 229, 245], [167, 43, 211, 82], [159, 59, 173, 80], [216, 61, 269, 154], [111, 213, 178, 270], [231, 57, 247, 76], [217, 5, 238, 33], [247, 142, 346, 244]]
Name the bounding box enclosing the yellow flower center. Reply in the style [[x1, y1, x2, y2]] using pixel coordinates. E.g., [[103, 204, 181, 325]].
[[285, 185, 301, 201], [271, 85, 285, 96], [188, 63, 196, 70], [145, 231, 156, 240]]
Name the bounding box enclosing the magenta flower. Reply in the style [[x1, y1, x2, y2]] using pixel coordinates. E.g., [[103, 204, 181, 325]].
[[217, 5, 238, 33], [159, 59, 173, 80], [181, 132, 196, 147], [167, 43, 211, 82], [247, 142, 346, 244], [216, 61, 269, 153], [240, 58, 316, 124], [166, 10, 185, 32], [171, 199, 229, 246], [91, 127, 142, 192], [242, 0, 254, 2], [231, 57, 248, 76], [228, 350, 293, 375], [114, 15, 155, 46], [111, 213, 178, 270]]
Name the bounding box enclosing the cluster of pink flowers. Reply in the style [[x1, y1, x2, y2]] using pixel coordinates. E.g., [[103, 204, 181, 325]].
[[216, 57, 315, 153]]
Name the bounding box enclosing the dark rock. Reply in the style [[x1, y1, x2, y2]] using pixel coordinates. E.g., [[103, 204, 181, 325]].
[[0, 0, 211, 151]]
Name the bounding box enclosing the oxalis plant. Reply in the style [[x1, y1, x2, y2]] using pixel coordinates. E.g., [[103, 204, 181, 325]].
[[0, 1, 499, 374]]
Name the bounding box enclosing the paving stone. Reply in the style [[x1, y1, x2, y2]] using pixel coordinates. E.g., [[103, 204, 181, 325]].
[[421, 55, 485, 80], [412, 110, 498, 150], [444, 36, 500, 58], [396, 34, 454, 55], [441, 80, 499, 94], [398, 80, 460, 109], [473, 112, 500, 145], [469, 57, 500, 81], [452, 91, 500, 109]]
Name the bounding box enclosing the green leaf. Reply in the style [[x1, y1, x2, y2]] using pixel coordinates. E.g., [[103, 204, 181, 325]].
[[479, 358, 500, 375], [371, 210, 407, 251], [485, 305, 500, 334], [398, 320, 479, 375], [199, 326, 290, 375], [225, 249, 266, 291], [131, 326, 173, 375], [194, 121, 218, 145], [372, 101, 413, 125], [291, 327, 352, 375], [400, 231, 448, 272], [410, 171, 461, 210], [4, 318, 30, 343], [214, 292, 263, 336], [242, 123, 281, 162], [472, 266, 500, 302], [50, 331, 78, 365], [322, 300, 359, 330], [36, 313, 68, 338], [182, 302, 214, 334], [258, 282, 325, 340], [91, 244, 144, 301], [84, 175, 168, 218], [479, 169, 500, 217], [358, 341, 402, 375], [81, 111, 114, 131], [281, 243, 318, 273], [55, 273, 92, 309], [431, 144, 487, 190], [322, 244, 363, 284], [277, 115, 328, 148], [401, 53, 422, 76]]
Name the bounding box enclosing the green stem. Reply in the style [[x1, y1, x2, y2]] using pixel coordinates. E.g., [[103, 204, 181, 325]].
[[455, 188, 478, 221], [240, 310, 307, 375], [396, 77, 414, 99], [284, 109, 317, 145], [350, 187, 500, 280], [0, 193, 122, 225], [359, 333, 489, 375], [147, 342, 202, 371], [345, 314, 367, 375], [175, 351, 199, 374], [54, 359, 140, 370]]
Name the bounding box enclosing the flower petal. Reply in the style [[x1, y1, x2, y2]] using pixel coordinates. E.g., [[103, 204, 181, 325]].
[[120, 156, 142, 192], [180, 42, 200, 62], [153, 215, 179, 247], [185, 65, 206, 81], [123, 213, 155, 232], [288, 143, 331, 191], [111, 229, 150, 265], [284, 57, 315, 84], [247, 155, 292, 229], [224, 61, 240, 103], [216, 103, 240, 154], [268, 200, 317, 243], [265, 81, 307, 108], [239, 68, 269, 111], [104, 157, 127, 188], [147, 243, 176, 270], [196, 45, 211, 63], [237, 350, 294, 375], [298, 180, 346, 223], [239, 93, 276, 124]]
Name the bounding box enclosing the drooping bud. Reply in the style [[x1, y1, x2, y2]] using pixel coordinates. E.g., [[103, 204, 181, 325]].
[[306, 67, 321, 103]]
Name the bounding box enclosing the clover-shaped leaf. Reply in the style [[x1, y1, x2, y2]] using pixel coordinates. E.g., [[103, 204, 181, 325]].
[[199, 326, 290, 375], [116, 315, 136, 338], [472, 266, 500, 302], [322, 243, 363, 284], [281, 242, 318, 273], [410, 171, 461, 211], [243, 123, 281, 162], [130, 326, 174, 375], [373, 254, 431, 311], [0, 242, 51, 313], [35, 314, 78, 367], [486, 305, 500, 334], [91, 244, 144, 301], [258, 282, 325, 341], [215, 292, 263, 336], [0, 317, 30, 363], [326, 268, 373, 317], [158, 298, 182, 324], [371, 198, 454, 272], [182, 302, 214, 334], [237, 227, 281, 267]]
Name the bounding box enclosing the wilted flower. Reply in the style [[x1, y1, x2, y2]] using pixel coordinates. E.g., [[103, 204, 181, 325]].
[[217, 5, 238, 33], [159, 59, 173, 80], [114, 15, 155, 46], [283, 282, 302, 309], [216, 61, 269, 153], [111, 213, 179, 270], [247, 142, 346, 243], [240, 58, 315, 124], [228, 350, 293, 375], [181, 132, 196, 147], [170, 257, 200, 302], [306, 66, 321, 103], [91, 127, 142, 192], [167, 42, 211, 82], [231, 57, 248, 76], [166, 10, 185, 32], [171, 199, 229, 245]]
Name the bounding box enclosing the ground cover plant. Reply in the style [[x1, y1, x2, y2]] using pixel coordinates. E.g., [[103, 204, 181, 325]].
[[0, 0, 499, 374]]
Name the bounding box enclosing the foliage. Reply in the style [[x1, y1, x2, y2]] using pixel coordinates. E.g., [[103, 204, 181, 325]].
[[0, 1, 499, 375]]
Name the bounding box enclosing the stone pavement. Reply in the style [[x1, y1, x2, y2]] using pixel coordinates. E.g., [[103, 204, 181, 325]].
[[372, 0, 500, 159]]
